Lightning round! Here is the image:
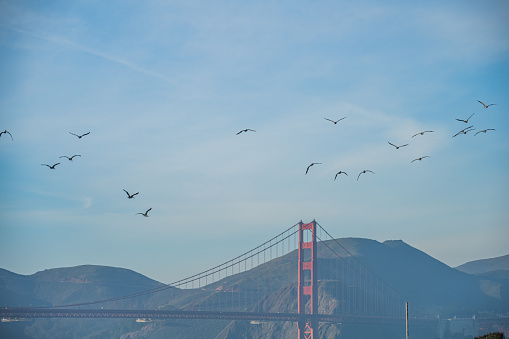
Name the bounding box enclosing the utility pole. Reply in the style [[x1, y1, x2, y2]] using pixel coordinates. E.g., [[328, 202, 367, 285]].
[[406, 302, 409, 339]]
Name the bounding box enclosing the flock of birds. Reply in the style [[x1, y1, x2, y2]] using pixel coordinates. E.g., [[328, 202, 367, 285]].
[[235, 99, 498, 182], [123, 189, 152, 217], [0, 99, 499, 219], [0, 130, 155, 218]]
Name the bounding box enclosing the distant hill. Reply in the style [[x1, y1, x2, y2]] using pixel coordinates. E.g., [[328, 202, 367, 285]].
[[0, 265, 169, 308], [2, 240, 509, 339], [317, 239, 509, 314], [455, 254, 509, 275]]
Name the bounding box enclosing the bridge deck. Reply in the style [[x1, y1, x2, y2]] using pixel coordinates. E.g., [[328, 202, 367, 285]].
[[1, 308, 437, 325]]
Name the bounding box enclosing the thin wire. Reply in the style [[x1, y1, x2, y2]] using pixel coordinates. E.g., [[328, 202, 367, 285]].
[[45, 223, 300, 309], [316, 223, 435, 318]]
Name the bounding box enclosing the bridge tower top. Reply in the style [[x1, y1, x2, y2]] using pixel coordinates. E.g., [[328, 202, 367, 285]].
[[297, 220, 318, 339]]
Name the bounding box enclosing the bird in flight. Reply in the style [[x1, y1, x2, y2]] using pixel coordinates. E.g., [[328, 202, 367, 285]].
[[0, 130, 13, 140], [59, 155, 81, 161], [41, 163, 60, 169], [388, 142, 408, 149], [475, 129, 496, 136], [456, 113, 474, 123], [306, 163, 322, 175], [123, 189, 139, 199], [412, 131, 434, 138], [334, 171, 348, 180], [452, 126, 475, 138], [411, 156, 430, 163], [324, 117, 346, 124], [136, 208, 152, 217], [236, 129, 256, 135], [357, 170, 374, 181], [477, 100, 496, 109], [70, 132, 90, 139]]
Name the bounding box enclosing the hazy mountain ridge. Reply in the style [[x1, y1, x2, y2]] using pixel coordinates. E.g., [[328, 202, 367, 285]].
[[455, 254, 509, 275], [1, 239, 508, 339], [0, 265, 170, 308]]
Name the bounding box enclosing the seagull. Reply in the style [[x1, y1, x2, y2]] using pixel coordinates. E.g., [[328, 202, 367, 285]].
[[136, 208, 152, 217], [306, 163, 322, 175], [334, 171, 348, 180], [357, 170, 374, 181], [388, 142, 408, 149], [324, 117, 346, 124], [474, 129, 496, 136], [477, 100, 496, 109], [452, 126, 475, 138], [123, 189, 139, 199], [411, 156, 430, 163], [69, 132, 90, 139], [41, 163, 60, 169], [59, 155, 81, 161], [456, 113, 474, 123], [236, 129, 256, 135], [0, 130, 13, 140], [412, 131, 434, 138]]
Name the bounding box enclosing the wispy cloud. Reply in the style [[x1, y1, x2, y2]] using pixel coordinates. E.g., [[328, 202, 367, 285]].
[[5, 25, 176, 85]]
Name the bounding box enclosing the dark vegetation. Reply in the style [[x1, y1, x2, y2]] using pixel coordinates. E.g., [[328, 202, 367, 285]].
[[475, 333, 505, 339]]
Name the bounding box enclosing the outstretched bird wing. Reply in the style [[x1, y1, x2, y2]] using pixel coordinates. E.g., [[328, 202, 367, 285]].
[[478, 100, 496, 108], [236, 129, 255, 135], [1, 130, 13, 140]]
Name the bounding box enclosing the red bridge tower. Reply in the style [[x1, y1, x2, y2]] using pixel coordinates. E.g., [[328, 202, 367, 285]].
[[297, 220, 318, 339]]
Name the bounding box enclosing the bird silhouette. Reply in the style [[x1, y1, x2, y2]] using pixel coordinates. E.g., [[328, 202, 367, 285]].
[[69, 132, 90, 139], [236, 129, 256, 135], [477, 100, 496, 109], [334, 171, 348, 180], [59, 155, 81, 161], [456, 113, 474, 123], [41, 163, 60, 169], [452, 126, 475, 138], [411, 156, 430, 163], [474, 129, 496, 136], [123, 189, 139, 199], [357, 170, 374, 181], [0, 130, 13, 140], [388, 142, 408, 149], [412, 131, 434, 138], [136, 208, 152, 217], [306, 163, 322, 175], [324, 117, 346, 124]]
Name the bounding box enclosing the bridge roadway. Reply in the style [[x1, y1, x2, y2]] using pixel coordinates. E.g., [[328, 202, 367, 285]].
[[1, 308, 437, 325]]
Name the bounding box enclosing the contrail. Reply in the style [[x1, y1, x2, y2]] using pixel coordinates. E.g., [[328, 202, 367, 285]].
[[6, 26, 176, 85]]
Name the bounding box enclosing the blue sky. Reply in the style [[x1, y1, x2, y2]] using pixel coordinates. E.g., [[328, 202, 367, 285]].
[[0, 0, 508, 284]]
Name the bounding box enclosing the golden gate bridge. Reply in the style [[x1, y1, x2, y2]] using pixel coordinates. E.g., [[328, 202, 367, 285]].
[[2, 220, 438, 338]]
